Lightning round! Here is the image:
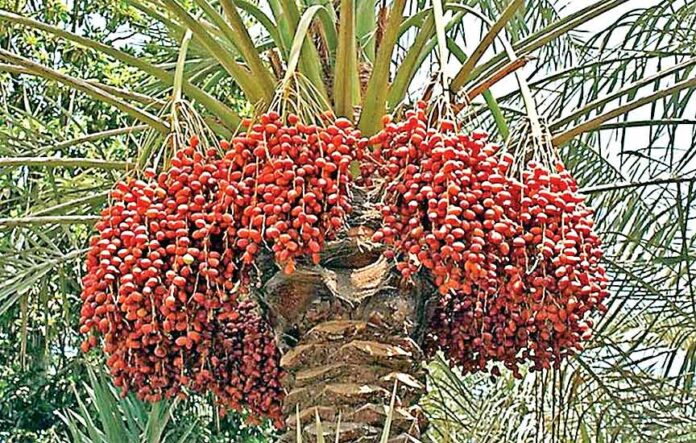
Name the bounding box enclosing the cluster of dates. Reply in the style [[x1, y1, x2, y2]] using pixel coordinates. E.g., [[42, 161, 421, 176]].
[[369, 102, 609, 376], [80, 112, 364, 425], [80, 98, 609, 425]]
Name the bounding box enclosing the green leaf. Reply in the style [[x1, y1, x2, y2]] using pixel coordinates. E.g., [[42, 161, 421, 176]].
[[315, 409, 326, 443], [356, 0, 377, 60], [468, 0, 629, 87], [482, 90, 510, 139], [0, 248, 84, 316], [552, 76, 696, 145], [173, 28, 195, 103], [550, 57, 696, 131], [308, 0, 339, 63], [387, 12, 435, 110], [358, 0, 407, 135], [0, 157, 133, 170], [284, 5, 330, 78], [0, 9, 241, 130], [235, 0, 285, 54], [159, 0, 269, 106], [197, 0, 277, 92], [0, 51, 170, 133], [333, 0, 359, 118], [450, 0, 524, 91], [379, 381, 398, 443], [274, 0, 329, 100], [432, 0, 449, 92]]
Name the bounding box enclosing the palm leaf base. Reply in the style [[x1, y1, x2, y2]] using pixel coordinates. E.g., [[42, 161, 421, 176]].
[[262, 225, 430, 442]]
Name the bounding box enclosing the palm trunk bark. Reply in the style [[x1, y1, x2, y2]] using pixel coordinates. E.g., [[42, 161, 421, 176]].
[[261, 224, 431, 442]]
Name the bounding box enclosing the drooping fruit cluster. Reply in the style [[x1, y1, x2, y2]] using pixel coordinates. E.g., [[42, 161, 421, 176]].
[[80, 112, 364, 426], [427, 157, 609, 375], [368, 103, 517, 292], [368, 102, 609, 376], [80, 145, 285, 425], [228, 112, 365, 274]]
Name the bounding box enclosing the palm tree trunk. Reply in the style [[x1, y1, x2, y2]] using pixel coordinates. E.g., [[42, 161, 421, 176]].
[[261, 227, 431, 442]]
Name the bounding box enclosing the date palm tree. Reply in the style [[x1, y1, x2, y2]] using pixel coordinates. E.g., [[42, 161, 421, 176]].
[[1, 0, 695, 441]]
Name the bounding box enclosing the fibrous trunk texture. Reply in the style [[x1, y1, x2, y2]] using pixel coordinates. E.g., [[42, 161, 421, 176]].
[[261, 228, 431, 442]]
